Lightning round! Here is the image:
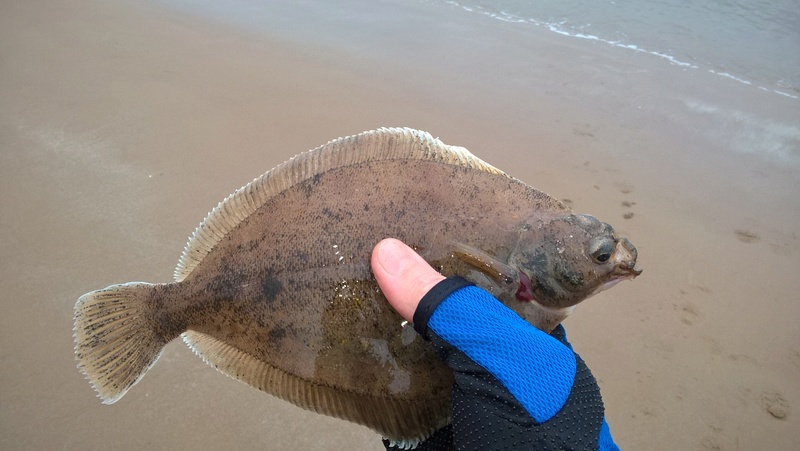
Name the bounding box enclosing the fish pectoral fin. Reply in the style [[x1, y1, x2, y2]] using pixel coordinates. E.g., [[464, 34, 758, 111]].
[[450, 242, 514, 285]]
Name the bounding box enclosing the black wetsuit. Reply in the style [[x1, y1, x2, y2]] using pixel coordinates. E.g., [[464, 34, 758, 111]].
[[384, 277, 619, 451]]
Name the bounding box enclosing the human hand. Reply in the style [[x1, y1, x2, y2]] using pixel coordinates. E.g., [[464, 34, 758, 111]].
[[372, 239, 617, 451], [370, 238, 445, 322]]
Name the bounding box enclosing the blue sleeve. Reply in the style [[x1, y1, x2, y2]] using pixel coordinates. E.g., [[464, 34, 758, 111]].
[[599, 418, 620, 451], [402, 277, 618, 451], [427, 285, 576, 423]]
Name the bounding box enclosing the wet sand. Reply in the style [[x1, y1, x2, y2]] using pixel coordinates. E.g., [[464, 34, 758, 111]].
[[1, 0, 799, 449]]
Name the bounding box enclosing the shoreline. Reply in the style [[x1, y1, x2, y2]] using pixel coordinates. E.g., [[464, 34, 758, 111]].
[[1, 0, 798, 449]]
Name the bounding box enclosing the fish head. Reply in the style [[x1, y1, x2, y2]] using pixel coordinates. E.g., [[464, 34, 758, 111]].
[[510, 214, 641, 309]]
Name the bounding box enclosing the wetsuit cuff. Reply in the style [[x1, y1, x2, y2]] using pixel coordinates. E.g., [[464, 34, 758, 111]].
[[413, 276, 473, 340]]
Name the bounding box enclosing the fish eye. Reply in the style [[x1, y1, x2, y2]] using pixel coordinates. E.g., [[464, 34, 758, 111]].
[[589, 238, 615, 264]]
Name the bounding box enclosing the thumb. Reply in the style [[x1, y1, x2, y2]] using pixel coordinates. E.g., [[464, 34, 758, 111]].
[[371, 238, 445, 322]]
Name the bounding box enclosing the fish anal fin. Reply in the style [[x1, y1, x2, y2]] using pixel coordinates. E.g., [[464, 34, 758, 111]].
[[181, 330, 448, 443]]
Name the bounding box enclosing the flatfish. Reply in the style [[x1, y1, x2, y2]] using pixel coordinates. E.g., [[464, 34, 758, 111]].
[[74, 127, 641, 445]]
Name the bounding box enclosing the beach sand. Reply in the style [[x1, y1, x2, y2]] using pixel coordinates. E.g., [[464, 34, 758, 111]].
[[1, 0, 798, 449]]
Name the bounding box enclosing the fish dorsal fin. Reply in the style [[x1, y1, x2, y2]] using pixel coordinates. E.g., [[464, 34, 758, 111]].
[[174, 127, 508, 281], [181, 330, 449, 442]]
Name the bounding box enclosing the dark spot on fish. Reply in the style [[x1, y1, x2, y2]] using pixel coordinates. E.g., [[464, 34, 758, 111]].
[[262, 277, 283, 302], [268, 327, 287, 341], [153, 309, 182, 341], [237, 240, 259, 252], [363, 203, 370, 211], [208, 272, 244, 300], [146, 284, 189, 338], [522, 251, 559, 300], [299, 174, 325, 198], [300, 181, 314, 199], [522, 250, 548, 270], [559, 266, 584, 288], [321, 207, 344, 221], [533, 277, 558, 303], [293, 250, 310, 265]]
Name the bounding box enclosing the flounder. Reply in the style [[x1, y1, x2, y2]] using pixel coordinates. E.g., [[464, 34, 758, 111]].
[[74, 127, 641, 445]]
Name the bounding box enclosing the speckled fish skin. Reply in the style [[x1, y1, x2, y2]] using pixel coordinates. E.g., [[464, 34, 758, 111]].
[[73, 128, 641, 445]]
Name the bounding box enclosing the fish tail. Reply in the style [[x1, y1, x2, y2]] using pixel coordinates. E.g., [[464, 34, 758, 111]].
[[73, 282, 164, 404]]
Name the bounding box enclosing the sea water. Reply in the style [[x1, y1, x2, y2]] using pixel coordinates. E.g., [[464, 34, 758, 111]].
[[159, 0, 799, 100], [156, 0, 799, 165], [442, 0, 799, 99]]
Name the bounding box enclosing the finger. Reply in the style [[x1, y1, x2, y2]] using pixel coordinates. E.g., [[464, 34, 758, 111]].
[[371, 238, 445, 322]]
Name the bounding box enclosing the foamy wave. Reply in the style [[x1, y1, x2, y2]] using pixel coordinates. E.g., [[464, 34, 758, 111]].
[[686, 100, 800, 165], [441, 0, 798, 100]]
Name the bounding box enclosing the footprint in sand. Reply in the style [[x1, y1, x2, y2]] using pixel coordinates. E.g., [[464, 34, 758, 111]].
[[573, 124, 595, 137], [691, 284, 713, 294], [769, 242, 792, 256], [621, 200, 636, 220], [734, 229, 760, 243], [675, 302, 701, 326], [700, 437, 722, 451], [703, 337, 723, 356], [728, 353, 758, 365], [762, 392, 790, 419], [615, 182, 634, 194]]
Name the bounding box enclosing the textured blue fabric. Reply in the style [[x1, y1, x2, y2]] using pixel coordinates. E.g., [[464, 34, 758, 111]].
[[427, 285, 577, 423], [598, 418, 619, 451]]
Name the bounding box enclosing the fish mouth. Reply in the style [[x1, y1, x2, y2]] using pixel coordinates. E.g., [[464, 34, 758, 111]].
[[628, 266, 643, 277], [613, 237, 642, 278], [615, 264, 643, 278], [593, 268, 640, 296]]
